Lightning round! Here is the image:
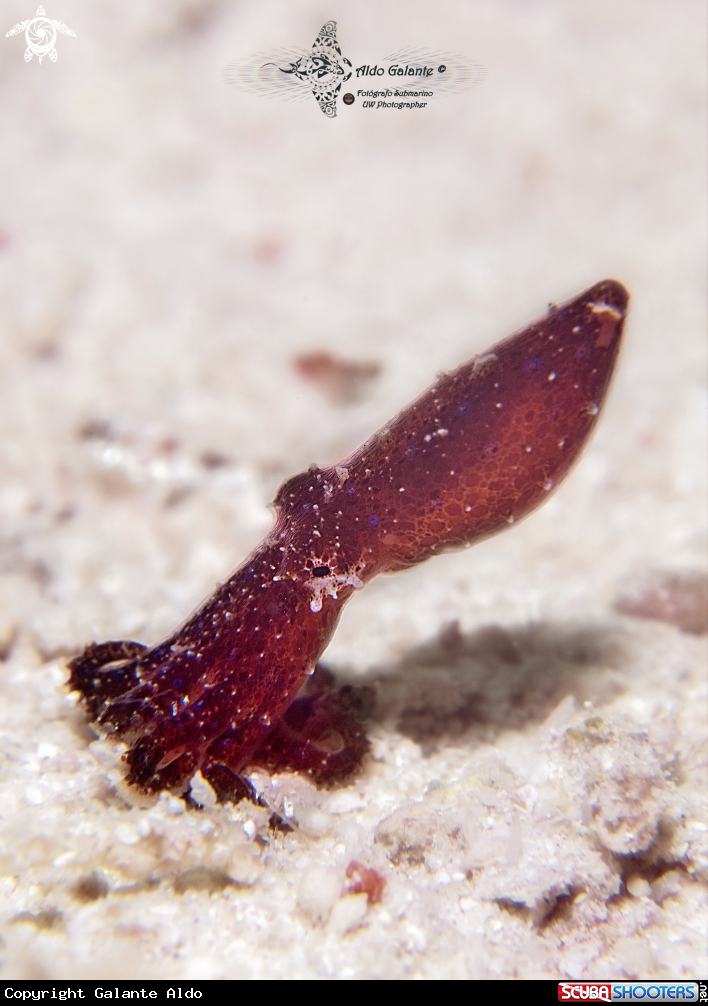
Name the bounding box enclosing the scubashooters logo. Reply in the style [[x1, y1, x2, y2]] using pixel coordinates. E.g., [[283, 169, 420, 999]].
[[225, 26, 483, 119]]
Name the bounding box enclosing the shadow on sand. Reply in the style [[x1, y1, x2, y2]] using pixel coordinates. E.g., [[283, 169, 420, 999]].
[[331, 620, 628, 756]]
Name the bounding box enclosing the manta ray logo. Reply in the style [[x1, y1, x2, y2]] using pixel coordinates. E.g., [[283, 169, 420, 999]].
[[225, 20, 353, 119], [265, 21, 352, 118]]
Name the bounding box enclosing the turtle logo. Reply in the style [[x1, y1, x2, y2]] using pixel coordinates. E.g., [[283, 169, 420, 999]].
[[5, 5, 76, 64], [265, 21, 351, 118]]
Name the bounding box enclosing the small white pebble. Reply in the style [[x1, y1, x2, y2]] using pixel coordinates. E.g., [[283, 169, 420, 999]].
[[53, 852, 76, 868], [328, 790, 366, 814], [115, 823, 140, 846], [626, 875, 651, 898], [298, 809, 330, 838], [328, 894, 368, 937], [297, 867, 342, 923], [189, 771, 218, 809]]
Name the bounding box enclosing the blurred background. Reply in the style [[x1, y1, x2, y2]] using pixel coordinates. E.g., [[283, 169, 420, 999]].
[[0, 0, 705, 981], [0, 0, 705, 668]]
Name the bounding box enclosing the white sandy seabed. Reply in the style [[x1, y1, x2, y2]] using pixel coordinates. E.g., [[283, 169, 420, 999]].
[[0, 0, 705, 981]]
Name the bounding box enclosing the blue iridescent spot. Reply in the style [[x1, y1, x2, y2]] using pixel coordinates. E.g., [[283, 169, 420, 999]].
[[524, 358, 541, 373], [457, 402, 470, 416], [575, 344, 590, 359], [345, 485, 357, 495], [367, 513, 379, 527], [403, 445, 418, 458]]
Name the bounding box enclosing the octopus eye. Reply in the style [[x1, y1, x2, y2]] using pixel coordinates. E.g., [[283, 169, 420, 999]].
[[312, 565, 331, 577]]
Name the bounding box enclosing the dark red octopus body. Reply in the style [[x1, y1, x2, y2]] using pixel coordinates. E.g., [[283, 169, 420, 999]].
[[69, 280, 629, 802]]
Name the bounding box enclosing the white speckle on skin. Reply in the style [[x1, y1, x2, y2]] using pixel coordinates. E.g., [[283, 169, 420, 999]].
[[307, 569, 365, 613], [588, 300, 622, 320], [472, 352, 498, 375]]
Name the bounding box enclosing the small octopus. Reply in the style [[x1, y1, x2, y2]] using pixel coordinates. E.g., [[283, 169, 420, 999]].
[[69, 280, 629, 805]]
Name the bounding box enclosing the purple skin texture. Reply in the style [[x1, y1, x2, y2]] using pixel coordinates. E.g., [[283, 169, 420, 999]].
[[69, 280, 629, 803]]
